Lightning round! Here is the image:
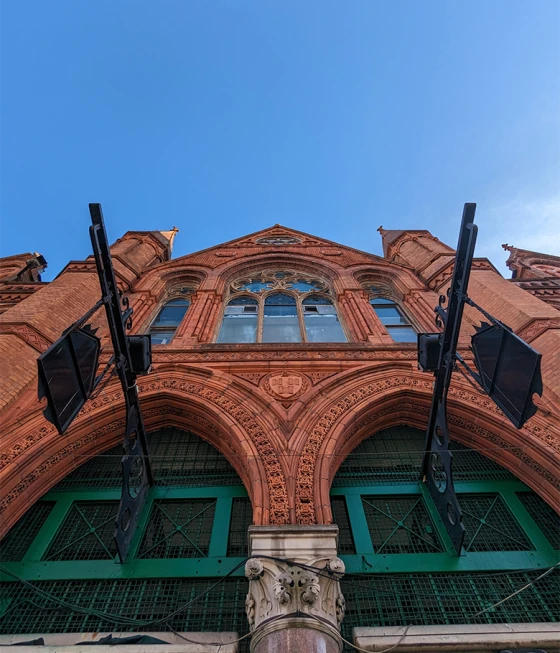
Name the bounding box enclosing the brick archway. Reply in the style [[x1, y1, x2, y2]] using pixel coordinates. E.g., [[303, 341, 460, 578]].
[[294, 368, 560, 524], [0, 369, 290, 538]]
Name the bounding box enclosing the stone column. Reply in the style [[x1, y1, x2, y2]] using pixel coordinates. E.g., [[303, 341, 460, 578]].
[[245, 525, 345, 653]]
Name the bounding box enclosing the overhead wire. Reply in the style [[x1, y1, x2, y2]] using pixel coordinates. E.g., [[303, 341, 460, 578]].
[[1, 558, 559, 639]]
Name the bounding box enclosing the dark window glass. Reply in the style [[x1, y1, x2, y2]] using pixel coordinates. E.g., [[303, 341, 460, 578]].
[[517, 492, 560, 549], [149, 298, 191, 344], [227, 497, 253, 557], [331, 497, 356, 554], [459, 494, 533, 552], [138, 500, 216, 559], [362, 495, 444, 554], [0, 502, 54, 562], [263, 293, 301, 343], [44, 502, 118, 561]]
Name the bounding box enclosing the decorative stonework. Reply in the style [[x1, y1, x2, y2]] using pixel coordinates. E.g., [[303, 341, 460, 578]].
[[246, 525, 345, 644], [0, 323, 52, 352], [153, 348, 418, 363], [232, 372, 268, 386], [255, 236, 302, 246], [517, 317, 560, 344], [295, 374, 560, 523], [262, 372, 310, 401], [295, 375, 426, 523]]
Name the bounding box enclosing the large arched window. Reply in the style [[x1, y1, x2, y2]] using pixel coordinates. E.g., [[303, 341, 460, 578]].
[[217, 270, 347, 343], [370, 296, 416, 342], [330, 425, 559, 641], [0, 428, 252, 638], [149, 296, 191, 344]]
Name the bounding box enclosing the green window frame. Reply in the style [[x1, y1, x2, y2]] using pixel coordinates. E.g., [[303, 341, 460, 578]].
[[330, 427, 559, 574], [0, 429, 252, 584]]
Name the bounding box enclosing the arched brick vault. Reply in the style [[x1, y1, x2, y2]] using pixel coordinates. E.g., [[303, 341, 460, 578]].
[[0, 367, 291, 538], [2, 362, 559, 539], [291, 367, 560, 524]]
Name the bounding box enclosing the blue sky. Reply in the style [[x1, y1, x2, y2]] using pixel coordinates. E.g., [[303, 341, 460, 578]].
[[1, 1, 559, 281]]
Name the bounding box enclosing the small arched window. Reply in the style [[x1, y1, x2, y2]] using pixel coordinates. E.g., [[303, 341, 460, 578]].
[[149, 297, 191, 344], [217, 270, 348, 343], [370, 297, 416, 343]]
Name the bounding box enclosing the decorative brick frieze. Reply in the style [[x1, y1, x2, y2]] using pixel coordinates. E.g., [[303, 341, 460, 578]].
[[517, 317, 560, 343], [0, 323, 52, 352]]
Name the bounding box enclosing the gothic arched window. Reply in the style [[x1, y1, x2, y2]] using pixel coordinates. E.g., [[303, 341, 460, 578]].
[[149, 297, 191, 344], [217, 270, 347, 343], [0, 428, 252, 636], [370, 296, 416, 343]]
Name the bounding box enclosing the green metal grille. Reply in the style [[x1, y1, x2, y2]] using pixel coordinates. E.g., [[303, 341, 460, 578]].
[[227, 498, 252, 557], [339, 570, 560, 649], [517, 492, 560, 549], [332, 426, 514, 486], [0, 502, 54, 562], [137, 500, 216, 559], [331, 497, 356, 555], [44, 502, 118, 561], [459, 494, 533, 552], [57, 428, 243, 490], [0, 577, 250, 645], [362, 496, 443, 554]]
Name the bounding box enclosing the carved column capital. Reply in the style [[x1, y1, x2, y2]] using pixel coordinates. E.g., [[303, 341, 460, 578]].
[[245, 525, 345, 652]]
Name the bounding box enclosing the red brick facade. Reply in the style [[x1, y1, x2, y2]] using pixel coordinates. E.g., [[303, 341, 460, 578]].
[[1, 225, 559, 537]]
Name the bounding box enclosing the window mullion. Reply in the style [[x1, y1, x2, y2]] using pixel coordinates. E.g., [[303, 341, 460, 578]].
[[258, 297, 264, 342], [345, 494, 375, 554], [500, 490, 556, 553], [22, 497, 74, 562], [298, 295, 307, 343], [208, 497, 233, 558]]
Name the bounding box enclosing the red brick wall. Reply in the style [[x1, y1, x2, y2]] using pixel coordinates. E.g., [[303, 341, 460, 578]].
[[1, 226, 558, 537]]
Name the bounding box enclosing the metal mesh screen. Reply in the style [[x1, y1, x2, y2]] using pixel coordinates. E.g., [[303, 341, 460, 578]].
[[362, 496, 443, 554], [44, 502, 118, 561], [332, 426, 514, 486], [0, 577, 250, 646], [459, 494, 533, 552], [227, 498, 252, 557], [0, 502, 54, 562], [340, 569, 560, 649], [517, 492, 560, 549], [56, 428, 243, 489], [331, 497, 356, 555], [1, 571, 557, 652], [138, 500, 216, 559]]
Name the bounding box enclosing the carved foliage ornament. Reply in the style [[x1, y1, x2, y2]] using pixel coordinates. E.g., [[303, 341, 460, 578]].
[[244, 557, 345, 633]]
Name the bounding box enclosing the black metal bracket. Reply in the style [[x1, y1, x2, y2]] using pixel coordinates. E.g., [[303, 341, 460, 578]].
[[421, 203, 478, 555], [89, 204, 154, 563]]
